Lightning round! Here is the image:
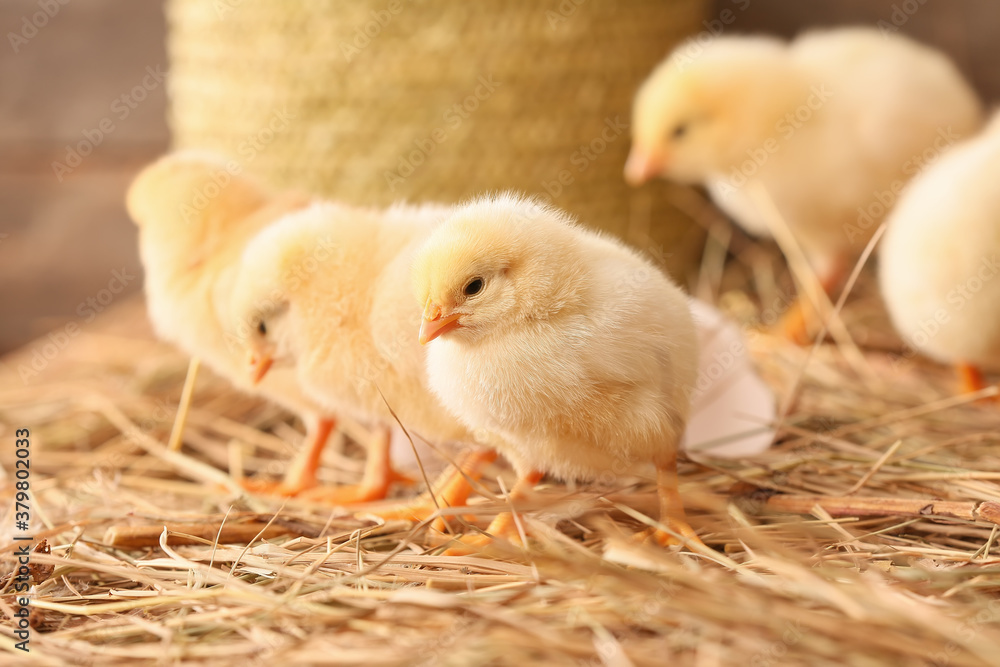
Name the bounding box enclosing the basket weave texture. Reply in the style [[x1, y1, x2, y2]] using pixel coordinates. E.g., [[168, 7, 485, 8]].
[[167, 0, 707, 272]]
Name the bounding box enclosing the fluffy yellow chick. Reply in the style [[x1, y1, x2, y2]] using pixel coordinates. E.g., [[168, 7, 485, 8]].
[[879, 112, 1000, 395], [127, 152, 398, 502], [413, 193, 702, 550], [228, 201, 493, 507], [627, 27, 983, 342]]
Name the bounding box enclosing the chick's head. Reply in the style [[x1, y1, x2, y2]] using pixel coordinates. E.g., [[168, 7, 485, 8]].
[[626, 35, 798, 185], [413, 193, 584, 346], [127, 150, 270, 263], [228, 204, 339, 385]]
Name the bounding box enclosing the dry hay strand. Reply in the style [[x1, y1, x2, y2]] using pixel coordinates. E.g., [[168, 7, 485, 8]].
[[3, 290, 1000, 666]]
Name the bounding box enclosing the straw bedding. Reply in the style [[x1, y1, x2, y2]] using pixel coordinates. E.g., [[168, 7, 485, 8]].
[[4, 229, 1000, 665], [6, 2, 999, 663]]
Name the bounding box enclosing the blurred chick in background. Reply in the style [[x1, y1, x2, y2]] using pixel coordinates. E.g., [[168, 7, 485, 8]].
[[229, 201, 494, 507], [626, 27, 983, 343], [127, 152, 402, 503], [880, 112, 1000, 395], [413, 194, 703, 551]]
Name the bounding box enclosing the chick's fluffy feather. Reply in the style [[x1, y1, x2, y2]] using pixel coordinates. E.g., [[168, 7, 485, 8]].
[[126, 151, 319, 419], [631, 27, 983, 273], [414, 193, 698, 480], [880, 112, 1000, 369], [230, 201, 472, 444]]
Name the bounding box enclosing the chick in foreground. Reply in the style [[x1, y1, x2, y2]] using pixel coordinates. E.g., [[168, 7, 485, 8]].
[[127, 152, 399, 502], [627, 27, 983, 342], [413, 194, 702, 550], [879, 113, 1000, 395], [229, 201, 489, 507]]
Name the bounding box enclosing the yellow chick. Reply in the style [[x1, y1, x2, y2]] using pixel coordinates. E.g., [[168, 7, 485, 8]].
[[127, 152, 398, 502], [879, 112, 1000, 395], [626, 27, 983, 342], [413, 193, 702, 550], [228, 201, 494, 507]]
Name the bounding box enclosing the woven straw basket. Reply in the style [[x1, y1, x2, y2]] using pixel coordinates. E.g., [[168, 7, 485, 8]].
[[167, 0, 708, 275]]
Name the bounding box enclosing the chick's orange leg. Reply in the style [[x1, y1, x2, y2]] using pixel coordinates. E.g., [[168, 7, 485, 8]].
[[299, 426, 412, 504], [956, 362, 996, 402], [370, 449, 498, 528], [240, 417, 336, 497], [282, 417, 336, 492], [637, 451, 708, 552], [775, 257, 847, 346], [442, 470, 544, 556], [777, 300, 815, 347]]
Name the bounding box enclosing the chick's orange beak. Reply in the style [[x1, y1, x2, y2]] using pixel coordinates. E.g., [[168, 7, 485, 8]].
[[419, 299, 462, 345], [248, 351, 273, 385], [624, 148, 665, 186]]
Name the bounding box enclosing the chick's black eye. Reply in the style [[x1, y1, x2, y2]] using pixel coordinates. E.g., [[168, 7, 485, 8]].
[[257, 320, 267, 336], [463, 278, 484, 296], [671, 123, 688, 140]]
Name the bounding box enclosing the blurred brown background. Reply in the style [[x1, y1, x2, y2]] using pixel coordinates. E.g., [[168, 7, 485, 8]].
[[1, 1, 167, 354], [1, 0, 997, 355]]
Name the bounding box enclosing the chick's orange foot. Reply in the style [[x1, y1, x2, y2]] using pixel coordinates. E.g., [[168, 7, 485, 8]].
[[298, 430, 414, 505], [440, 512, 526, 556], [775, 299, 817, 346], [297, 427, 416, 504], [238, 468, 412, 503], [297, 475, 410, 505], [368, 498, 467, 534], [256, 417, 336, 497], [641, 457, 711, 553], [237, 422, 414, 503], [957, 363, 997, 401], [238, 470, 412, 505], [361, 449, 498, 531], [633, 521, 708, 552], [234, 417, 333, 498], [772, 260, 847, 346], [237, 477, 305, 498], [438, 470, 543, 555]]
